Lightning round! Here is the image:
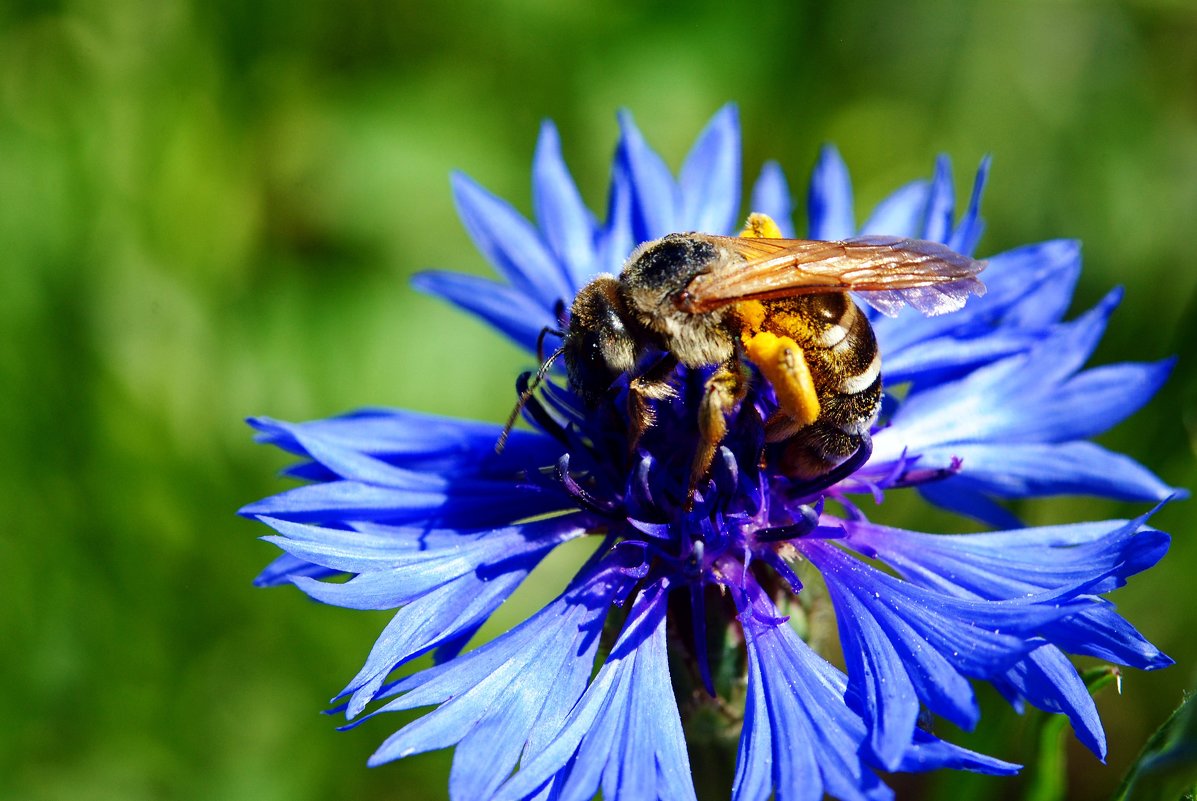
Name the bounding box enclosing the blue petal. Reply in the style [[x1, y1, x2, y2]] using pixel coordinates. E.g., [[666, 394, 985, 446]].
[[807, 144, 855, 240], [451, 171, 574, 311], [241, 480, 442, 519], [432, 618, 484, 665], [260, 425, 463, 489], [1033, 359, 1175, 442], [240, 478, 565, 528], [248, 410, 562, 477], [873, 239, 1081, 357], [920, 156, 955, 243], [1047, 604, 1174, 669], [597, 157, 635, 273], [985, 239, 1081, 329], [261, 517, 521, 579], [749, 161, 796, 237], [860, 181, 930, 238], [732, 580, 892, 801], [253, 551, 334, 587], [730, 581, 1020, 797], [412, 270, 555, 353], [843, 513, 1172, 699], [241, 414, 572, 528], [897, 728, 1020, 776], [358, 558, 634, 801], [497, 579, 697, 801], [916, 480, 1025, 529], [533, 120, 600, 290], [825, 568, 957, 769], [803, 540, 1086, 749], [876, 292, 1168, 465], [260, 516, 579, 614], [680, 104, 741, 235], [911, 442, 1177, 503], [947, 156, 990, 256], [1000, 646, 1106, 759], [880, 329, 1037, 385], [340, 571, 525, 714], [616, 110, 679, 241], [843, 514, 1165, 602], [257, 514, 584, 723]]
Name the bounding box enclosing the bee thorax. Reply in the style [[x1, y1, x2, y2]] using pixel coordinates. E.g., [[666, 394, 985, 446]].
[[634, 305, 736, 367], [617, 235, 738, 368]]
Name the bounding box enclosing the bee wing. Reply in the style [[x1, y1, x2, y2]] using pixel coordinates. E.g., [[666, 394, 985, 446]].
[[678, 235, 987, 317]]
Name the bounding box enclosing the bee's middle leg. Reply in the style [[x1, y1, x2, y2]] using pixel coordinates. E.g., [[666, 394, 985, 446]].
[[688, 359, 750, 505]]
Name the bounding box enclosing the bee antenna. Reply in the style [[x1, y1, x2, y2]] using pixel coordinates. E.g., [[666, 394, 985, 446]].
[[536, 325, 566, 363], [496, 346, 566, 454]]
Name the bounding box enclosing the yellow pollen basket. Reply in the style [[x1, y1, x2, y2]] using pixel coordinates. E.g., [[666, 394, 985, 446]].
[[735, 212, 821, 428], [738, 212, 784, 239], [743, 330, 820, 428]]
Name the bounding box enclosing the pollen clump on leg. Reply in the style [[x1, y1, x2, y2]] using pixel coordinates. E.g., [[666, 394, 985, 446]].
[[743, 330, 820, 428], [739, 212, 784, 239]]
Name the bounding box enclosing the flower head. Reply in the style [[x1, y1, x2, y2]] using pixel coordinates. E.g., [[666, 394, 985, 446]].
[[242, 105, 1177, 801]]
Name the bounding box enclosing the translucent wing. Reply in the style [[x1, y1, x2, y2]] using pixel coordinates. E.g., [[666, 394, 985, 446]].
[[676, 235, 987, 317]]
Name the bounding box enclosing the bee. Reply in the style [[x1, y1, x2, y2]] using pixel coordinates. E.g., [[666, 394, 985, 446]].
[[509, 213, 986, 498]]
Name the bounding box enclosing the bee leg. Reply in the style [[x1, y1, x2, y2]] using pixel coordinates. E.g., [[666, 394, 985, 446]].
[[687, 360, 749, 508], [738, 212, 785, 239], [627, 354, 679, 454], [742, 331, 821, 442]]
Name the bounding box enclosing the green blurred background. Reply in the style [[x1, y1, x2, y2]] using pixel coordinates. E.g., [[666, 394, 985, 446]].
[[2, 1, 1195, 799]]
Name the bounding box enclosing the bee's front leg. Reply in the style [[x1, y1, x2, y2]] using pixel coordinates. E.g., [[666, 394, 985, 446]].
[[627, 353, 678, 454], [687, 358, 750, 508]]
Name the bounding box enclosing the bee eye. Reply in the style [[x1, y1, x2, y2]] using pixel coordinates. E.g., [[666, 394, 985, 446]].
[[563, 277, 640, 407], [566, 326, 630, 406]]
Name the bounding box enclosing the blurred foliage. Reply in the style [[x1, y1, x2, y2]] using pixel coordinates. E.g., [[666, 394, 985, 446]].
[[1027, 667, 1124, 801], [1, 0, 1195, 799], [1114, 686, 1197, 801]]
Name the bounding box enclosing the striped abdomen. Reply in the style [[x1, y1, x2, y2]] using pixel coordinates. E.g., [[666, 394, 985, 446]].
[[754, 293, 882, 478]]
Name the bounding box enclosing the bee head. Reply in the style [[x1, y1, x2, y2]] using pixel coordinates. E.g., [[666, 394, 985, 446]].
[[562, 276, 640, 407]]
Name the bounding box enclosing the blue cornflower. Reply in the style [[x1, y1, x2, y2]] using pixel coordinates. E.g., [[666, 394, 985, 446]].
[[242, 104, 1178, 801]]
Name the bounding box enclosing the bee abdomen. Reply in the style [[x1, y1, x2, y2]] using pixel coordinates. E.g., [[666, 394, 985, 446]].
[[829, 348, 880, 396], [750, 294, 883, 476], [793, 295, 882, 422], [818, 373, 882, 436], [768, 295, 882, 477], [778, 372, 879, 477], [777, 422, 865, 479]]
